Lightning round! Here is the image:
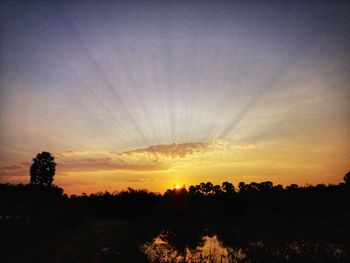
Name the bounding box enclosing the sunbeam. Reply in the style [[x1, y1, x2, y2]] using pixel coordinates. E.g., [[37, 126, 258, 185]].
[[0, 0, 349, 194]]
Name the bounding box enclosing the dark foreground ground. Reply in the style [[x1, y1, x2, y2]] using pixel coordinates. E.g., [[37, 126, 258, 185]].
[[1, 215, 152, 262], [1, 214, 349, 263], [1, 182, 349, 262]]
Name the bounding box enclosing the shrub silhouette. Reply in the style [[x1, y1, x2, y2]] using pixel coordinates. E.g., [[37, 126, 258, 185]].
[[30, 152, 56, 186]]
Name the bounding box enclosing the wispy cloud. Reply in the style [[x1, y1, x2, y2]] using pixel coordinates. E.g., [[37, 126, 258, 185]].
[[0, 162, 30, 179], [59, 157, 168, 172]]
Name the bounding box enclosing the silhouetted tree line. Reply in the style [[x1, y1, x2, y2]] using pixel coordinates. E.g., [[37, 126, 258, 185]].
[[1, 176, 349, 220]]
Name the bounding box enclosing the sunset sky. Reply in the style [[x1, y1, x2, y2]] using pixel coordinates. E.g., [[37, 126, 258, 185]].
[[1, 0, 349, 194]]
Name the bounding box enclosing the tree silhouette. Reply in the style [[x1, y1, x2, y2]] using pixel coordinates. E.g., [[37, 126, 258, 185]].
[[30, 152, 56, 186], [344, 171, 350, 184], [222, 182, 235, 194]]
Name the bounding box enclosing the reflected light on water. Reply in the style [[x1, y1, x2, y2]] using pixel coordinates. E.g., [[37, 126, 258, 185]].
[[140, 234, 246, 263], [140, 231, 347, 263]]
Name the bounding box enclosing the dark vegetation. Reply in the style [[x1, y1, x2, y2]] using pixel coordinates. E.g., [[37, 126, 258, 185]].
[[2, 179, 349, 222], [0, 152, 349, 262], [1, 179, 349, 262]]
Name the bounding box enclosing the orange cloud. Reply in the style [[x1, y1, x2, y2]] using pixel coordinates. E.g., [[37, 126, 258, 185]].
[[55, 142, 214, 174], [0, 162, 30, 180], [121, 142, 210, 158]]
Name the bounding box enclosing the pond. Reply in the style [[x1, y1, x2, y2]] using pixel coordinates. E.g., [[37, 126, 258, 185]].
[[140, 229, 347, 263]]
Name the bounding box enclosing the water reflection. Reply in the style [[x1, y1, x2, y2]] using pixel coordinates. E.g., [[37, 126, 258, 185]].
[[141, 233, 240, 263], [140, 230, 347, 263]]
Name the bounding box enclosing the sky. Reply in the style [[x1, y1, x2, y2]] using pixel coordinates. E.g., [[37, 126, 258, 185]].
[[0, 0, 349, 194]]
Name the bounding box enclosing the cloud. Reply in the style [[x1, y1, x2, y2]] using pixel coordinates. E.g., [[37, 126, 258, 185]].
[[123, 177, 159, 183], [54, 178, 96, 187], [55, 142, 214, 174], [0, 162, 30, 180], [2, 165, 24, 173], [58, 157, 168, 173], [120, 142, 210, 158], [55, 150, 109, 159], [0, 140, 257, 181]]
